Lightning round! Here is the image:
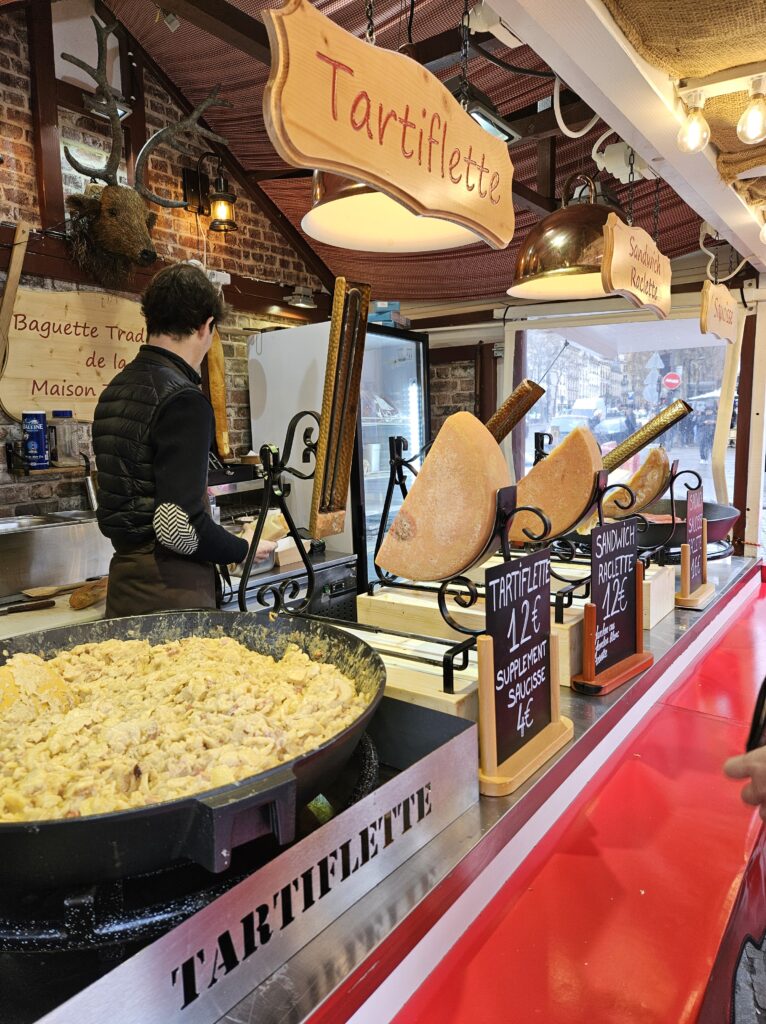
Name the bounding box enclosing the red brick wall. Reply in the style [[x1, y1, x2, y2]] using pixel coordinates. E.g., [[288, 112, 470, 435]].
[[0, 9, 321, 518], [429, 359, 476, 436]]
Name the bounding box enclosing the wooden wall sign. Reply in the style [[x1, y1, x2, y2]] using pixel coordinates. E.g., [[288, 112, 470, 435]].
[[0, 288, 144, 422], [479, 548, 572, 796], [601, 213, 671, 318], [263, 0, 515, 250], [700, 281, 738, 344]]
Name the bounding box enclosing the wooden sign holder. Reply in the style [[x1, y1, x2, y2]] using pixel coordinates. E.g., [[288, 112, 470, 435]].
[[571, 561, 654, 696], [477, 633, 573, 797], [675, 518, 715, 610]]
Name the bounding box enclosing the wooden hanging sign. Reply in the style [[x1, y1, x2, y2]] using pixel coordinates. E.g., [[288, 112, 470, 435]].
[[0, 287, 145, 422], [262, 0, 515, 250], [601, 212, 671, 318], [479, 548, 572, 796], [572, 518, 653, 696], [700, 280, 738, 344], [676, 485, 715, 609]]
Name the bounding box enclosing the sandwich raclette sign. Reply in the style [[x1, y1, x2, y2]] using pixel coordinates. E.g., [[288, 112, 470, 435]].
[[262, 0, 515, 249]]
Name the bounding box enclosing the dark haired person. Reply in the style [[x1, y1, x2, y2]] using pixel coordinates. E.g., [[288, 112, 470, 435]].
[[93, 262, 272, 616]]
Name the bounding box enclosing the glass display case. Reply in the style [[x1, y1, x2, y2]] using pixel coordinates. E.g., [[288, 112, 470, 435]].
[[351, 325, 430, 590]]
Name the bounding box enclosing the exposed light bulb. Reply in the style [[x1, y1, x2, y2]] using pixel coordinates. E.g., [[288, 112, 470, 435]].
[[760, 220, 766, 245], [677, 94, 710, 154], [738, 79, 766, 145]]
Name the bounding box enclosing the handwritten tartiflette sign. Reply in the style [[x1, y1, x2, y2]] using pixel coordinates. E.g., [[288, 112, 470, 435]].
[[0, 288, 144, 422], [262, 0, 515, 249], [601, 213, 671, 318], [700, 281, 738, 344]]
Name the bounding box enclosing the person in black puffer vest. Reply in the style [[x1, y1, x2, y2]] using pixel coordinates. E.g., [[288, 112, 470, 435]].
[[93, 262, 273, 617]]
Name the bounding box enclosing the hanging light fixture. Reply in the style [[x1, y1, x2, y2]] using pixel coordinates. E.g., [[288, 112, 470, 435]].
[[676, 91, 710, 154], [301, 0, 484, 253], [285, 285, 317, 308], [301, 171, 479, 252], [737, 76, 766, 145], [507, 173, 626, 300]]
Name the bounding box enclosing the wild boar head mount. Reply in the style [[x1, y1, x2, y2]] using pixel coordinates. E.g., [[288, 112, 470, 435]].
[[61, 16, 231, 289]]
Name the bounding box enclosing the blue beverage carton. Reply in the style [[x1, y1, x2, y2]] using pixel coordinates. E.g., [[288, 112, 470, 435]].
[[22, 410, 49, 469]]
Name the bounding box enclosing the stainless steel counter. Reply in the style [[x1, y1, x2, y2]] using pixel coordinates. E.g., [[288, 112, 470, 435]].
[[220, 554, 762, 1024]]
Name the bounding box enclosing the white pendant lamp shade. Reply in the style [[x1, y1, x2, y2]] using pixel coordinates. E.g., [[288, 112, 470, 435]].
[[301, 172, 481, 252]]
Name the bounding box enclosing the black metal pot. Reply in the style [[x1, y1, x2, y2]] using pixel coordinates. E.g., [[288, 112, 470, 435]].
[[639, 498, 740, 547], [0, 610, 385, 889]]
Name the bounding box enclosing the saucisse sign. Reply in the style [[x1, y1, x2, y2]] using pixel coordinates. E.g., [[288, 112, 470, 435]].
[[262, 0, 515, 249], [700, 281, 738, 344]]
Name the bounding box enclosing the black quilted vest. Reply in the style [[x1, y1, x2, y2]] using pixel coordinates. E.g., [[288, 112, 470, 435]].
[[92, 346, 201, 551]]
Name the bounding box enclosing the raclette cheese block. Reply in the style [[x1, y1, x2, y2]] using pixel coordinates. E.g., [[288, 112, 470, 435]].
[[577, 447, 671, 534], [509, 425, 602, 543], [376, 411, 511, 582], [603, 447, 670, 517]]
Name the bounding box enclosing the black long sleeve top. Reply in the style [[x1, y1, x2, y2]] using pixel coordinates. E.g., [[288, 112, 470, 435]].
[[151, 388, 248, 565]]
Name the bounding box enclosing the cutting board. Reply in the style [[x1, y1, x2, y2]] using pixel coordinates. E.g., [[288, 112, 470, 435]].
[[340, 625, 479, 720], [356, 588, 583, 687], [0, 596, 104, 641]]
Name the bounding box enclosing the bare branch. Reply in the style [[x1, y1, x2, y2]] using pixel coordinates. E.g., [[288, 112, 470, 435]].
[[134, 85, 232, 207], [60, 16, 125, 185]]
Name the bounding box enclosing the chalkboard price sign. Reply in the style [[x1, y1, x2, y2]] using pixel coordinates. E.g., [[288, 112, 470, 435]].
[[686, 486, 704, 592], [591, 519, 638, 673], [485, 548, 551, 765]]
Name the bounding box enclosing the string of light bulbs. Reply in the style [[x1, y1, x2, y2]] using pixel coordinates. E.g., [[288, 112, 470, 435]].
[[677, 74, 766, 154]]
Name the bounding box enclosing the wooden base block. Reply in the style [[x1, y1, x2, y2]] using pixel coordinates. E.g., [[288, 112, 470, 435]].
[[675, 581, 715, 610], [357, 590, 583, 687], [643, 565, 675, 629], [572, 650, 654, 696], [479, 716, 574, 796]]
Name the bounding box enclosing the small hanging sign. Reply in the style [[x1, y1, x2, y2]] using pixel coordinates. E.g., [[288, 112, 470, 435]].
[[601, 212, 672, 318], [478, 548, 572, 796], [700, 281, 738, 344], [262, 0, 515, 250]]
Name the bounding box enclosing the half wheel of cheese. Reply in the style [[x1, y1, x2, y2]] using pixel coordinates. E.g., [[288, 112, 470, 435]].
[[376, 411, 511, 582], [509, 425, 602, 543], [603, 447, 670, 517]]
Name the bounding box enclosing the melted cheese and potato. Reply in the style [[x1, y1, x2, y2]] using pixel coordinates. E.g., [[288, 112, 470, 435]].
[[0, 637, 369, 822]]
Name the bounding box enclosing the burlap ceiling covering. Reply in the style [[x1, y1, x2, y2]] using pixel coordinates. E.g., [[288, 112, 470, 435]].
[[600, 0, 766, 78], [602, 0, 766, 218]]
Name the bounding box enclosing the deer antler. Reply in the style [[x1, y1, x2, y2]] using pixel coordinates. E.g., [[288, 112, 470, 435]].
[[134, 86, 232, 208], [61, 16, 126, 185]]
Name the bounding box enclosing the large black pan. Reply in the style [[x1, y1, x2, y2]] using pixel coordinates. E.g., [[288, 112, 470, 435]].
[[0, 610, 385, 890], [638, 498, 740, 548]]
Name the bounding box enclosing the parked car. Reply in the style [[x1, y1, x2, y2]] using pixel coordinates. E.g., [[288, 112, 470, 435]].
[[593, 414, 632, 445], [549, 413, 590, 444]]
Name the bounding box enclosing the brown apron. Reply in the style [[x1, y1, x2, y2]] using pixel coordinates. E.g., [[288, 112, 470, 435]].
[[105, 542, 217, 618]]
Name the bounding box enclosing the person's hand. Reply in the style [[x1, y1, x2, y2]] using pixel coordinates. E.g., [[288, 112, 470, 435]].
[[228, 525, 276, 572], [723, 748, 766, 819]]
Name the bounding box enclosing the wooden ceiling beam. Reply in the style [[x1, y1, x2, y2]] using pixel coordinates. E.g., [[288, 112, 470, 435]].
[[507, 94, 596, 146], [96, 2, 335, 292], [146, 0, 271, 64]]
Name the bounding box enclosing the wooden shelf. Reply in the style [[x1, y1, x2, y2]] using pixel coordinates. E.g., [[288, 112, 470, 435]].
[[20, 466, 85, 477]]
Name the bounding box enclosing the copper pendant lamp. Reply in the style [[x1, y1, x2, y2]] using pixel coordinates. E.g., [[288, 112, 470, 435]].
[[301, 171, 481, 253], [508, 173, 626, 300]]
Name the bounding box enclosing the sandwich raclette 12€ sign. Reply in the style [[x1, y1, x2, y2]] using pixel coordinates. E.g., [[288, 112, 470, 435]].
[[262, 0, 515, 249]]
